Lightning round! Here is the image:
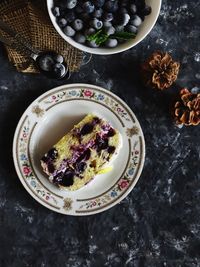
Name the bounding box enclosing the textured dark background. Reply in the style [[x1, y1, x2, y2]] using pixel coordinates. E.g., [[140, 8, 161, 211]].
[[0, 1, 200, 266]]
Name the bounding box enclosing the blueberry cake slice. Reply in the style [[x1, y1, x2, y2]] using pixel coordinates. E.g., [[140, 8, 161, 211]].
[[41, 114, 121, 191]]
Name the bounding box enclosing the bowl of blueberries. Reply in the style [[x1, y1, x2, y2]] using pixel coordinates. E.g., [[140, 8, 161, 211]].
[[47, 0, 162, 55]]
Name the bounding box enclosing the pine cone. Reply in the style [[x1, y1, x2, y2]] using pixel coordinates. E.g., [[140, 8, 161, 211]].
[[142, 51, 180, 90], [174, 88, 200, 126]]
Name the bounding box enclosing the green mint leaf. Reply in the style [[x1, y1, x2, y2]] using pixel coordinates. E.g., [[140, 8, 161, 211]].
[[86, 30, 109, 45], [112, 31, 136, 40]]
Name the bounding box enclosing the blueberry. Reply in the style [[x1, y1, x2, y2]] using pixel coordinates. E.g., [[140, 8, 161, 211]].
[[105, 1, 118, 12], [47, 148, 58, 160], [75, 6, 83, 13], [66, 0, 77, 9], [105, 38, 118, 48], [90, 18, 103, 30], [63, 25, 75, 36], [93, 8, 103, 18], [54, 54, 64, 64], [74, 33, 86, 43], [87, 40, 99, 48], [53, 63, 66, 78], [93, 0, 105, 8], [104, 26, 115, 36], [103, 21, 112, 28], [80, 123, 94, 135], [107, 146, 116, 154], [117, 13, 130, 26], [38, 55, 54, 71], [96, 136, 109, 151], [58, 18, 67, 27], [76, 162, 87, 173], [47, 163, 55, 173], [115, 25, 124, 32], [120, 0, 129, 8], [72, 19, 84, 31], [130, 4, 137, 14], [52, 6, 60, 17], [77, 149, 91, 162], [103, 12, 113, 22], [60, 171, 74, 186], [107, 128, 116, 137], [65, 10, 75, 23], [126, 25, 138, 34], [120, 7, 128, 14], [142, 5, 152, 16], [85, 28, 96, 36], [130, 15, 142, 27], [83, 1, 95, 13]]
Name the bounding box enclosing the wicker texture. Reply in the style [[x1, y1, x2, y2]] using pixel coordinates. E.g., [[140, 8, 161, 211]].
[[0, 0, 82, 73]]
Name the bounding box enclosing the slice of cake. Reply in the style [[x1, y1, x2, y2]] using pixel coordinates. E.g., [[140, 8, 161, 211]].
[[41, 114, 121, 191]]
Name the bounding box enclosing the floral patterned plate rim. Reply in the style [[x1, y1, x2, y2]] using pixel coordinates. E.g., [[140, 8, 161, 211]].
[[13, 83, 145, 216]]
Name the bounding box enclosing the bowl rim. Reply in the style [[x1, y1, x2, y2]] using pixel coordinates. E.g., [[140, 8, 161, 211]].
[[46, 0, 162, 55]]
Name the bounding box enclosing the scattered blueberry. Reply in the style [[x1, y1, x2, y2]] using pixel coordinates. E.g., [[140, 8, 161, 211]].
[[53, 63, 66, 78], [38, 55, 54, 71], [54, 54, 64, 63]]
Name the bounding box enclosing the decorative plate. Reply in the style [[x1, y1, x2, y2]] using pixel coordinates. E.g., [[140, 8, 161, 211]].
[[13, 84, 145, 215]]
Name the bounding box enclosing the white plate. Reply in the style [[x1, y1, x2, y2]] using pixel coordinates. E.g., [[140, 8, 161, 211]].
[[13, 84, 145, 215]]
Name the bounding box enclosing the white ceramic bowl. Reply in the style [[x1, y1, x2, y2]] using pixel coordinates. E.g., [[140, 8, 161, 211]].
[[47, 0, 162, 55]]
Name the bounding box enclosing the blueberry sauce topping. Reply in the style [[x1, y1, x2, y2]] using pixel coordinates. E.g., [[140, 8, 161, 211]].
[[80, 123, 94, 136]]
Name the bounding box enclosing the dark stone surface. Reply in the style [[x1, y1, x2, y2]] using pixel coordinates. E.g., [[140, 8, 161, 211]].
[[0, 1, 200, 266]]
